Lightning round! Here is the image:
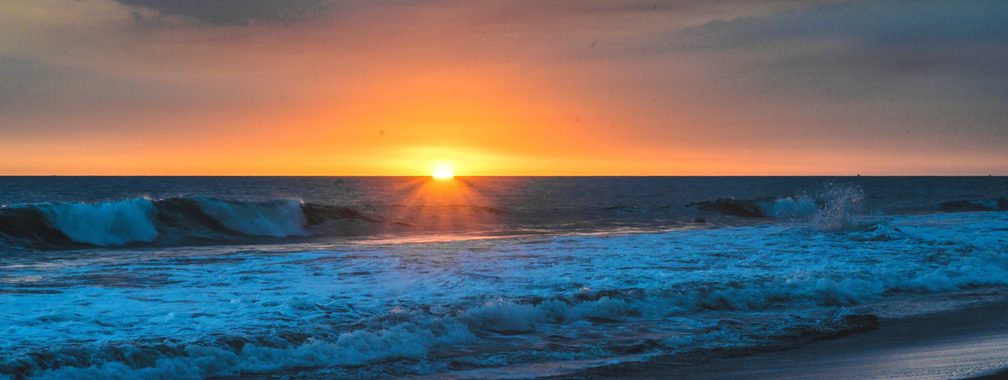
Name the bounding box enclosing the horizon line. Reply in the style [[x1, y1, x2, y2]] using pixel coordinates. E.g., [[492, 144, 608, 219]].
[[0, 174, 1003, 178]]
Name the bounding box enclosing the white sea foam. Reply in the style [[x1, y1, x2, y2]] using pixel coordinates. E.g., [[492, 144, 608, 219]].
[[812, 184, 865, 231]]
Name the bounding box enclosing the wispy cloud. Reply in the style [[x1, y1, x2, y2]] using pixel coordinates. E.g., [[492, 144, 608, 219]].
[[674, 1, 1008, 97], [116, 0, 332, 25]]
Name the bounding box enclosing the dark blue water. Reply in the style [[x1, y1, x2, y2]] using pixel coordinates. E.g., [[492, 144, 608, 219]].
[[0, 177, 1006, 379], [1, 176, 1005, 249]]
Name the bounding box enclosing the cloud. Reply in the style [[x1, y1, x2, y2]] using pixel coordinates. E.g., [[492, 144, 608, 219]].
[[669, 1, 1008, 133], [674, 1, 1008, 92], [112, 0, 805, 28], [115, 0, 331, 25], [683, 1, 1008, 47]]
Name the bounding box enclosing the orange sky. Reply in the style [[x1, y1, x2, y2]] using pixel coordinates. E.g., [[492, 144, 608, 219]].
[[1, 0, 1006, 175]]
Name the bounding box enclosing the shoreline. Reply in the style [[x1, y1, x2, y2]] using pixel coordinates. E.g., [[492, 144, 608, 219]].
[[561, 301, 1008, 379]]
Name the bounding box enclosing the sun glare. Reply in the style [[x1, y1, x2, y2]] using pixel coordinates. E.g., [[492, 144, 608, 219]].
[[432, 165, 454, 180]]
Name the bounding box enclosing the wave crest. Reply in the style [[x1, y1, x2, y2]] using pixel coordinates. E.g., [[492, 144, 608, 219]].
[[939, 197, 1008, 212], [36, 198, 159, 246], [689, 183, 867, 231], [0, 197, 378, 249], [195, 198, 306, 237]]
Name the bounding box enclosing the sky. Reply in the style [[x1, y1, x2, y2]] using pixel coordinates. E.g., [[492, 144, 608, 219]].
[[1, 0, 1006, 175]]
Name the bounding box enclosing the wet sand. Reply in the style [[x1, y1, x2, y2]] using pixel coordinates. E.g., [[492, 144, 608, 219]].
[[565, 302, 1008, 379]]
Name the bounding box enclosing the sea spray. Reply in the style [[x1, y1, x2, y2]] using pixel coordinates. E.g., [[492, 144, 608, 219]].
[[696, 183, 868, 230], [812, 183, 866, 231]]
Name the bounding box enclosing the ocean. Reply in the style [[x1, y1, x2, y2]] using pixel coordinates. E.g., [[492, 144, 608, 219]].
[[1, 176, 1006, 379]]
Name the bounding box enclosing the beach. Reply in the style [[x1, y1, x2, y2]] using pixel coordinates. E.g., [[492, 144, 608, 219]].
[[571, 301, 1008, 379]]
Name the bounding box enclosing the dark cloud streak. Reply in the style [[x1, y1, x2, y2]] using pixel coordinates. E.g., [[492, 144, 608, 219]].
[[116, 0, 331, 25], [676, 1, 1008, 76]]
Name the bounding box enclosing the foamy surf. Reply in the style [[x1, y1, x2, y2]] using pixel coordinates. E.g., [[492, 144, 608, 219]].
[[1, 209, 1006, 379]]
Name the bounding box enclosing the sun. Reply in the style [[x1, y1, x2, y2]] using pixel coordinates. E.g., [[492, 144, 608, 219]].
[[431, 165, 454, 180]]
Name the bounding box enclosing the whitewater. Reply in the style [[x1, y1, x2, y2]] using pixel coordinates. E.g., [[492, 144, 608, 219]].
[[0, 177, 1006, 379]]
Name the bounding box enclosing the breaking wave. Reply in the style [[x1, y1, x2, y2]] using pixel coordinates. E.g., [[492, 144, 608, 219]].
[[3, 186, 1005, 251], [939, 197, 1008, 212], [688, 183, 868, 230], [0, 197, 378, 249]]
